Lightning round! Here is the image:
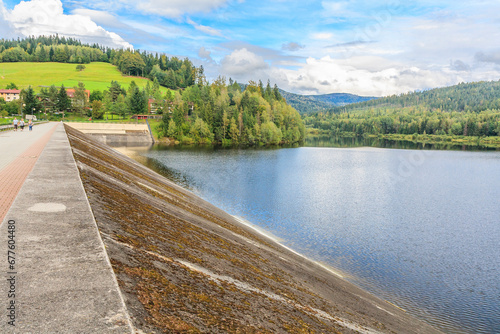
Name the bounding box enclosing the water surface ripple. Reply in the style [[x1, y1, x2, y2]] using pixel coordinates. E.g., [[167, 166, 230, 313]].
[[130, 145, 500, 334]]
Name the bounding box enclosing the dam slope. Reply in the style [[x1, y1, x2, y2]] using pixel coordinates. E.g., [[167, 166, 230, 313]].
[[65, 125, 440, 333]]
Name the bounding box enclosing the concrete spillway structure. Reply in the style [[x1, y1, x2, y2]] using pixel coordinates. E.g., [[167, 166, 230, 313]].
[[65, 125, 442, 334], [66, 122, 153, 145]]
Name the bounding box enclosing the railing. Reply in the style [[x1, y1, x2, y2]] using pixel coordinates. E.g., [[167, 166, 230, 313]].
[[0, 124, 14, 131], [0, 121, 49, 132], [145, 119, 155, 143]]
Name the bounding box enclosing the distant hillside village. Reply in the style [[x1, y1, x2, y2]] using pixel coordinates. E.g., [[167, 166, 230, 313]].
[[0, 89, 20, 102], [0, 87, 89, 103]]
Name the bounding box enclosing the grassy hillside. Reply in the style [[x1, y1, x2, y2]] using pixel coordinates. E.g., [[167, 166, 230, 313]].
[[0, 62, 168, 93]]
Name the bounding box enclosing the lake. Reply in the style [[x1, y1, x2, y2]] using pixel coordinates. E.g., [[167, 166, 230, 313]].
[[118, 143, 500, 334]]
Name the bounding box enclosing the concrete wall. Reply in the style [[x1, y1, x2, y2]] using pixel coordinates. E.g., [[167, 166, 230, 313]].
[[66, 122, 153, 145]]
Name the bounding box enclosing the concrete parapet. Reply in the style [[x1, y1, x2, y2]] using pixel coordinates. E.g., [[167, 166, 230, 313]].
[[66, 122, 153, 145]]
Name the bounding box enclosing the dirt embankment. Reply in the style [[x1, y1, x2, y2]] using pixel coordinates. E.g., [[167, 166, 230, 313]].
[[65, 125, 441, 334]]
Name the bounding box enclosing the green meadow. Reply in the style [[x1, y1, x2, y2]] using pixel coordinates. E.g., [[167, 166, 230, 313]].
[[0, 62, 168, 93]]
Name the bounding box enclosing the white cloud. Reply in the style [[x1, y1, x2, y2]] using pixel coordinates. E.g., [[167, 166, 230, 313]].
[[220, 48, 268, 77], [71, 8, 129, 30], [271, 54, 500, 96], [198, 46, 213, 62], [5, 0, 132, 49], [321, 1, 351, 16], [0, 0, 17, 38], [273, 56, 445, 96], [186, 18, 223, 37], [311, 32, 334, 40], [135, 0, 228, 18]]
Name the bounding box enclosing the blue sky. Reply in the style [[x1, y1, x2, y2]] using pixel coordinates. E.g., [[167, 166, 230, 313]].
[[1, 0, 500, 96]]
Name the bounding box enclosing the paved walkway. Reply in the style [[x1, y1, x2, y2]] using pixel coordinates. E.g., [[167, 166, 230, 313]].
[[0, 123, 57, 222], [0, 123, 133, 333]]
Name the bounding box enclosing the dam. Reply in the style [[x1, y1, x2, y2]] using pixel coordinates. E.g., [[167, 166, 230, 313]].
[[0, 122, 441, 333]]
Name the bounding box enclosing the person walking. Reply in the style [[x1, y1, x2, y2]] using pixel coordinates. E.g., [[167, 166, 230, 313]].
[[28, 119, 33, 131], [20, 119, 25, 131], [13, 118, 18, 131]]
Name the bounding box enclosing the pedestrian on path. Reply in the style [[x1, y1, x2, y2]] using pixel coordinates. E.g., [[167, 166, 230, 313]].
[[28, 119, 33, 131], [13, 118, 18, 131], [20, 119, 25, 131]]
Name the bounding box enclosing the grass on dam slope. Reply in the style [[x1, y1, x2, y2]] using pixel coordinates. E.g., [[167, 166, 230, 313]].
[[0, 62, 169, 93]]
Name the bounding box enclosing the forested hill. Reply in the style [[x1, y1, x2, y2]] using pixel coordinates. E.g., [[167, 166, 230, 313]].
[[332, 80, 500, 114], [305, 80, 500, 139], [280, 90, 376, 114], [0, 35, 198, 90]]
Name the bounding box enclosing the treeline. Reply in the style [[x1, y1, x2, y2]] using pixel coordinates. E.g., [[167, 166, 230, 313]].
[[1, 77, 305, 145], [159, 78, 305, 145], [305, 107, 500, 137], [0, 35, 198, 90], [332, 80, 500, 114]]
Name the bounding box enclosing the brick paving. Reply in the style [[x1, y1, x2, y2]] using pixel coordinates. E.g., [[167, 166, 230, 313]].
[[0, 123, 57, 222], [0, 123, 133, 332]]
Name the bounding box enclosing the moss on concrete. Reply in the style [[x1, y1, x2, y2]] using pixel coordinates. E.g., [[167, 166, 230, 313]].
[[65, 124, 441, 334]]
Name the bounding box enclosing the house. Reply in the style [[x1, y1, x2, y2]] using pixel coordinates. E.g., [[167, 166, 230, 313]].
[[131, 115, 161, 120], [66, 89, 90, 101], [0, 89, 21, 102], [148, 98, 158, 114], [147, 99, 174, 114]]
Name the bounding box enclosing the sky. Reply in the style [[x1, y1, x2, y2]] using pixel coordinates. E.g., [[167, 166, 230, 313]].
[[1, 0, 500, 97]]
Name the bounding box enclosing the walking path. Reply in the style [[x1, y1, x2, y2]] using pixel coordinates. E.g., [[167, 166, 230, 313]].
[[0, 123, 57, 222], [0, 123, 133, 333]]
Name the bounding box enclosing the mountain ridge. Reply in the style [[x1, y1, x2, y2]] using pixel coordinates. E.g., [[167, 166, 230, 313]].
[[279, 90, 377, 114]]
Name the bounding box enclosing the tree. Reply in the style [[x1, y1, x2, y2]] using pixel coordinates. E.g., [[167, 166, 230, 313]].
[[6, 83, 18, 89], [222, 110, 229, 139], [167, 119, 177, 138], [72, 82, 88, 116], [127, 80, 138, 96], [229, 118, 239, 143], [165, 70, 177, 89], [76, 64, 86, 71], [1, 47, 29, 62], [91, 100, 104, 119], [127, 85, 147, 115], [2, 100, 20, 115], [261, 121, 282, 144], [47, 85, 59, 112], [108, 81, 124, 102], [118, 51, 146, 76], [57, 85, 72, 112], [264, 80, 272, 101], [21, 86, 41, 115], [273, 84, 282, 101], [190, 118, 213, 143], [114, 95, 128, 119], [89, 90, 103, 102]]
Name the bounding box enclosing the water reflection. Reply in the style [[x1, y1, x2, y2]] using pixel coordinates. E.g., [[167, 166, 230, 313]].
[[305, 135, 500, 151]]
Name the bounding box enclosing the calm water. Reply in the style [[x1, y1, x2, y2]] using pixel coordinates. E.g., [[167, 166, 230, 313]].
[[122, 144, 500, 333], [306, 135, 500, 151]]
